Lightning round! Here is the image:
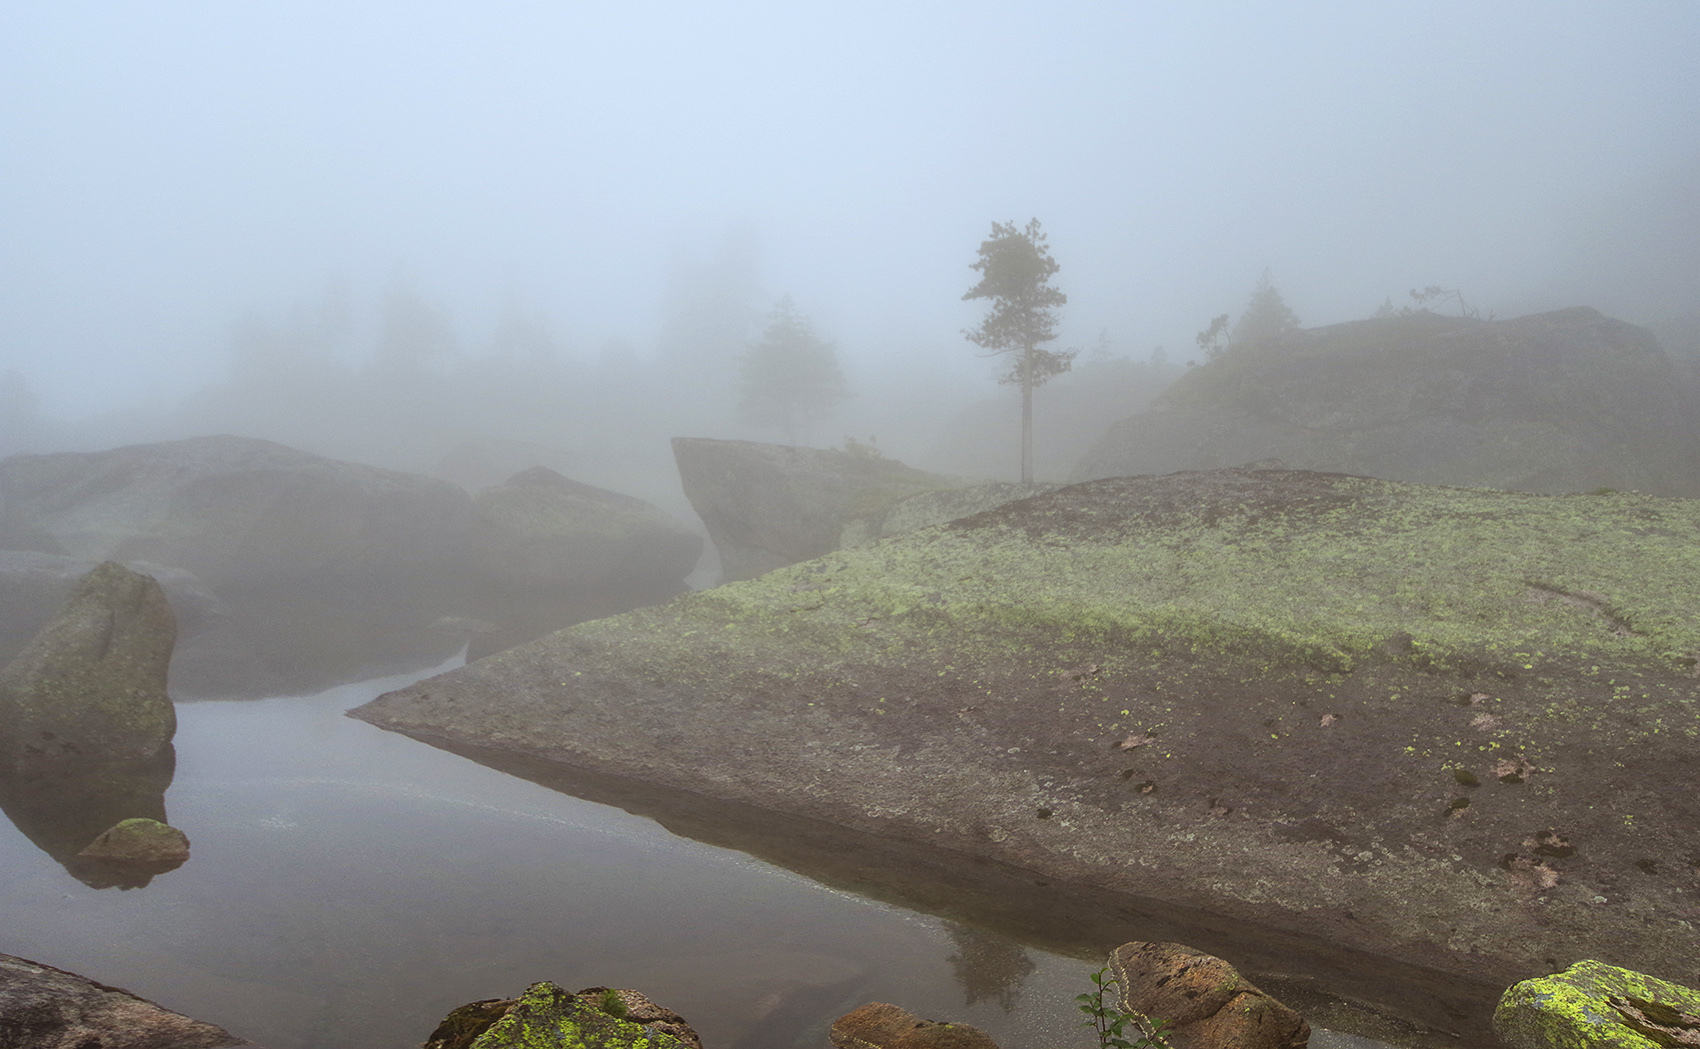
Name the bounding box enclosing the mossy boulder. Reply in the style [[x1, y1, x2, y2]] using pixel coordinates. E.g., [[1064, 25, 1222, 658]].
[[1076, 307, 1700, 496], [432, 981, 694, 1049], [0, 561, 176, 772], [1494, 960, 1700, 1048], [353, 468, 1700, 1003], [470, 466, 701, 592]]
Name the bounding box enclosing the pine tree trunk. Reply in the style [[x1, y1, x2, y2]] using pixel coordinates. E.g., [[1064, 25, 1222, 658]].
[[1021, 346, 1034, 483]]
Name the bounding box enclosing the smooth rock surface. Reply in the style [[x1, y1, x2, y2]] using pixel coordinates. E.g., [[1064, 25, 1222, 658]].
[[1494, 960, 1700, 1049], [672, 437, 962, 581], [469, 466, 701, 591], [1076, 308, 1700, 496], [0, 561, 175, 771], [0, 952, 251, 1048], [1110, 941, 1309, 1049], [0, 434, 474, 589]]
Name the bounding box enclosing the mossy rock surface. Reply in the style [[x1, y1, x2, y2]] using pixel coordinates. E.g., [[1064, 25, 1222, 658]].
[[466, 982, 691, 1049], [353, 468, 1700, 990], [1494, 960, 1700, 1049]]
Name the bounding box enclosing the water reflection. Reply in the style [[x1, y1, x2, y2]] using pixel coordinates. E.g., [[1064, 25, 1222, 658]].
[[0, 745, 184, 888], [944, 922, 1036, 1013]]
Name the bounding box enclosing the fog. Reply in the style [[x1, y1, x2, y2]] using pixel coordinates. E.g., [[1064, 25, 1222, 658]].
[[2, 3, 1698, 500]]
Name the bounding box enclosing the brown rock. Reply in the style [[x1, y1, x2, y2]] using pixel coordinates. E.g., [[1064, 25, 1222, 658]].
[[574, 986, 703, 1049], [1110, 941, 1309, 1049], [830, 1003, 999, 1049]]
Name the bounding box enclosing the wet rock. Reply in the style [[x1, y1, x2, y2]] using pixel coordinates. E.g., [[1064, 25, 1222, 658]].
[[1109, 941, 1310, 1049], [423, 981, 694, 1049], [1493, 959, 1700, 1049], [0, 550, 220, 667], [77, 816, 189, 864], [0, 562, 175, 773], [830, 1002, 1000, 1049], [0, 951, 253, 1048], [469, 466, 701, 592]]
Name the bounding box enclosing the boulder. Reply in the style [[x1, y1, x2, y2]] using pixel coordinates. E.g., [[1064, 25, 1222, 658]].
[[469, 466, 701, 591], [0, 952, 254, 1048], [839, 482, 1057, 548], [1494, 960, 1700, 1049], [1075, 308, 1700, 496], [0, 550, 219, 665], [352, 468, 1700, 1042], [0, 434, 474, 590], [672, 437, 964, 581], [422, 981, 694, 1049], [831, 1002, 1000, 1049], [0, 562, 175, 772], [1109, 941, 1309, 1049]]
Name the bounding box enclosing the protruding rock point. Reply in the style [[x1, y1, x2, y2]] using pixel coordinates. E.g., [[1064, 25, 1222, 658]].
[[1109, 941, 1310, 1049]]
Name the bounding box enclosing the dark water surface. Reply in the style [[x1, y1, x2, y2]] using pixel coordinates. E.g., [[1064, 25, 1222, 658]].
[[0, 660, 1396, 1049]]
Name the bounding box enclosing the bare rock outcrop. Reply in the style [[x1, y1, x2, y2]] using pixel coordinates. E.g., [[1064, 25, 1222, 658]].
[[1076, 307, 1700, 495], [0, 952, 253, 1048]]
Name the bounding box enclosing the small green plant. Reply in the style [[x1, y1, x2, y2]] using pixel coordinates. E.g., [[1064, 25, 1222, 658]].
[[598, 988, 628, 1018], [1076, 966, 1172, 1049]]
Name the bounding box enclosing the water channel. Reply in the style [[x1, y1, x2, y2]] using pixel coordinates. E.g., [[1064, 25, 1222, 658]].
[[0, 658, 1411, 1048]]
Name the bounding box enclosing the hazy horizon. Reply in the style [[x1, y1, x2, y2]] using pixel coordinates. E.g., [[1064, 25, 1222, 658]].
[[3, 3, 1697, 438]]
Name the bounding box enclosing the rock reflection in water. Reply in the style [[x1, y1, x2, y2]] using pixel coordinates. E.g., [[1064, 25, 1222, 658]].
[[0, 745, 184, 888]]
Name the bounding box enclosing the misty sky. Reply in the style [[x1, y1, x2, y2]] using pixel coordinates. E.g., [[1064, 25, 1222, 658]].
[[3, 2, 1697, 417]]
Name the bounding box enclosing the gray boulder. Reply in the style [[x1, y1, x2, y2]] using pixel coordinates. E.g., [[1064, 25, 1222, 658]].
[[671, 438, 966, 581], [0, 952, 253, 1048], [0, 550, 220, 669], [0, 434, 474, 590], [470, 466, 701, 592], [1076, 307, 1700, 496], [0, 562, 175, 772]]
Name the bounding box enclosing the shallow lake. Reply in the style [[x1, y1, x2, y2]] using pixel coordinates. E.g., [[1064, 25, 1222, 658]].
[[0, 659, 1400, 1048]]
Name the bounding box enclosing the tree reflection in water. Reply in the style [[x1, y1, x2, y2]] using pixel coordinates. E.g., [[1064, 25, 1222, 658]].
[[943, 921, 1037, 1012]]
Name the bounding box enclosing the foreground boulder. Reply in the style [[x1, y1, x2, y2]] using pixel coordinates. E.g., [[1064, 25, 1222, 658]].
[[1109, 942, 1308, 1049], [830, 1002, 999, 1049], [1494, 960, 1700, 1049], [352, 468, 1700, 1032], [0, 562, 175, 771], [422, 982, 697, 1049], [672, 437, 964, 581], [0, 952, 254, 1048], [1076, 308, 1700, 496], [0, 550, 219, 666]]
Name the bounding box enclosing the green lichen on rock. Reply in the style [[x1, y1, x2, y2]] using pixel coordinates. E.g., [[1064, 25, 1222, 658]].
[[0, 561, 177, 772], [469, 982, 689, 1049], [354, 468, 1700, 993], [1494, 960, 1700, 1049]]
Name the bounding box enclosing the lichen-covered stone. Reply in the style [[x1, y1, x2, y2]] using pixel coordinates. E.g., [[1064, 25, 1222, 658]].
[[76, 816, 190, 864], [1110, 941, 1309, 1049], [0, 561, 176, 772], [462, 981, 691, 1049], [1494, 960, 1700, 1049], [830, 1002, 999, 1049]]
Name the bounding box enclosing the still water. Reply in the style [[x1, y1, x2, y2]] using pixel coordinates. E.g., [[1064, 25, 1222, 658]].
[[0, 660, 1395, 1049]]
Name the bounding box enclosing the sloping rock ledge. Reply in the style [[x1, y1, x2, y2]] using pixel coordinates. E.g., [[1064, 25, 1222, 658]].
[[353, 467, 1700, 1042]]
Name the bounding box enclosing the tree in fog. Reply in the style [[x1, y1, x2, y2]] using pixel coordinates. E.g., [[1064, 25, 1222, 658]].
[[962, 219, 1072, 482], [372, 281, 457, 378], [1230, 270, 1301, 348], [737, 296, 848, 445], [1195, 270, 1301, 363], [0, 369, 39, 456]]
